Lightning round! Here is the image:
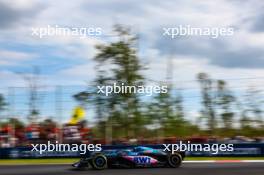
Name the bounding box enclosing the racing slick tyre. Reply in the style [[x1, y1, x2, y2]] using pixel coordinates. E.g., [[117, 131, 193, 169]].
[[91, 154, 107, 170], [167, 153, 182, 168]]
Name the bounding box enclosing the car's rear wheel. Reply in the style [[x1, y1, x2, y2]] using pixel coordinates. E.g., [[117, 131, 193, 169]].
[[167, 153, 182, 168], [91, 154, 107, 170]]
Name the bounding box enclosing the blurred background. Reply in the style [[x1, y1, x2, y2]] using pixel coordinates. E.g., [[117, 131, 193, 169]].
[[0, 28, 263, 147], [0, 0, 263, 152]]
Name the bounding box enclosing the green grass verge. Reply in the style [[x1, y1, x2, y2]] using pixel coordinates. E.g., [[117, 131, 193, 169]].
[[0, 157, 264, 165], [0, 158, 79, 165]]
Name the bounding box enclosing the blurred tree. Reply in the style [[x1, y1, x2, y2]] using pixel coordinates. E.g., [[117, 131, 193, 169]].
[[8, 118, 24, 129], [40, 118, 56, 128], [147, 87, 173, 138], [73, 91, 91, 106], [93, 25, 145, 139], [245, 88, 263, 128], [237, 88, 264, 136], [39, 118, 57, 140], [0, 94, 7, 112], [148, 87, 188, 138], [216, 80, 235, 131], [91, 71, 113, 139], [197, 73, 217, 135], [0, 94, 7, 126], [236, 97, 253, 136], [174, 93, 184, 121]]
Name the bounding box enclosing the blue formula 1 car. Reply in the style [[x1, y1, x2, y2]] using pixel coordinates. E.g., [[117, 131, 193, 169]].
[[72, 146, 185, 170]]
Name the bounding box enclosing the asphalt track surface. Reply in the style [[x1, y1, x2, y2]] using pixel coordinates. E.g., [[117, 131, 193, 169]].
[[0, 162, 264, 175]]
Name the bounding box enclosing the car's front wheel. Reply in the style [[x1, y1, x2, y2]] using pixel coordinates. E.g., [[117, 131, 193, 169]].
[[167, 153, 182, 168], [90, 154, 107, 170]]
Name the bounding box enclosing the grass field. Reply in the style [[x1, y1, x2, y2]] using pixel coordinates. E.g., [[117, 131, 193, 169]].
[[0, 157, 264, 165]]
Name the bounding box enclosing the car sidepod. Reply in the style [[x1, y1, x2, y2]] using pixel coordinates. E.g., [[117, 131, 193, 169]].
[[122, 155, 158, 167]]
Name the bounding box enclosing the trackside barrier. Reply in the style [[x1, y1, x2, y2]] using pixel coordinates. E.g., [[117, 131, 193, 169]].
[[0, 143, 264, 159]]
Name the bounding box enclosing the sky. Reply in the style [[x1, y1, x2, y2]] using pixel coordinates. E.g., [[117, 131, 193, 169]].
[[0, 0, 264, 124]]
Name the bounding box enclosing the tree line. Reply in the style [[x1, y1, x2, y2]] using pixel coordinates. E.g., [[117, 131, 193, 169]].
[[73, 26, 263, 139], [0, 26, 263, 140]]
